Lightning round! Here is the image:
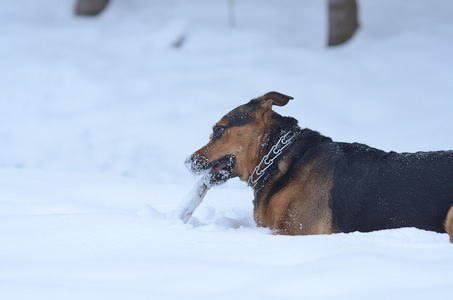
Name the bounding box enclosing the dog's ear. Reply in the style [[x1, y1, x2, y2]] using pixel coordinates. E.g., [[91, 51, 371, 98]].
[[260, 92, 293, 107]]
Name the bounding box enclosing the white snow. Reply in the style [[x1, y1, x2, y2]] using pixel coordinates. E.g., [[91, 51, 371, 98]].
[[1, 0, 453, 299]]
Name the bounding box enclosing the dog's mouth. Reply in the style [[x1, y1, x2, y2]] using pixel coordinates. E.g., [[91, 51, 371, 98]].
[[207, 155, 236, 185], [209, 155, 235, 174], [186, 154, 236, 185]]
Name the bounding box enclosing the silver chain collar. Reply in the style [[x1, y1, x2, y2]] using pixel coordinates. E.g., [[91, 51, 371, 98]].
[[247, 130, 300, 189]]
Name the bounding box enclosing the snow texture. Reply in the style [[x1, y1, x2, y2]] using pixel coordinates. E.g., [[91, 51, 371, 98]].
[[1, 0, 453, 299]]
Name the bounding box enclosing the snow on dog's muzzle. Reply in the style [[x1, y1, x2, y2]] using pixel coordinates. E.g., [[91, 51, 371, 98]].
[[185, 153, 209, 174], [185, 153, 236, 185]]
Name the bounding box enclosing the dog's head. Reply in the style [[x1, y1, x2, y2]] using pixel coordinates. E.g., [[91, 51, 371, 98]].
[[186, 92, 294, 186]]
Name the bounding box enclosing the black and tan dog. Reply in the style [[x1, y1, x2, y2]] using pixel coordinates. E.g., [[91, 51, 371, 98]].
[[186, 92, 453, 242]]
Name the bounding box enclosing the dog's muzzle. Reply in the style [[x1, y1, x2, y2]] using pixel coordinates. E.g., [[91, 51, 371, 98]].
[[185, 153, 209, 174], [185, 153, 236, 185]]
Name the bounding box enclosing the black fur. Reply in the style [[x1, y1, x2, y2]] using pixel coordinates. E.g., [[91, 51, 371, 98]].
[[255, 113, 453, 234], [329, 144, 453, 233], [222, 99, 261, 128]]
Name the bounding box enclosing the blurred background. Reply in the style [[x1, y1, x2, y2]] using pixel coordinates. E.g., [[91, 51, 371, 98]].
[[1, 0, 453, 184]]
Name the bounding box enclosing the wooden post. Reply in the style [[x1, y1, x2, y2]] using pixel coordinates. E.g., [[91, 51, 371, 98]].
[[228, 0, 236, 28], [328, 0, 359, 46], [75, 0, 110, 16]]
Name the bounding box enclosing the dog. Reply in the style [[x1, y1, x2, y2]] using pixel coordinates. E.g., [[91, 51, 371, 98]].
[[186, 92, 453, 242]]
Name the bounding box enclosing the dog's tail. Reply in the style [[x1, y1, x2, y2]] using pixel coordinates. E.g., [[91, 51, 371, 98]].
[[445, 206, 453, 243]]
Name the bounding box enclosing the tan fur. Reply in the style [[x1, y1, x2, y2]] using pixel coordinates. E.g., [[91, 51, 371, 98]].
[[194, 105, 270, 182], [254, 161, 337, 236], [194, 124, 262, 181], [445, 206, 453, 243]]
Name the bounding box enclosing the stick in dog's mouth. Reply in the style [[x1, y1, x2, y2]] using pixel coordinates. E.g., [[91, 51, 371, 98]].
[[176, 174, 211, 224], [177, 154, 236, 223]]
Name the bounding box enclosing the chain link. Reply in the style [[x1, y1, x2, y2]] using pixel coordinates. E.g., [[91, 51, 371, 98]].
[[247, 131, 299, 189]]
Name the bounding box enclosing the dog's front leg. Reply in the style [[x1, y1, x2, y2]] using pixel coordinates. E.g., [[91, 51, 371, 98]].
[[445, 206, 453, 243]]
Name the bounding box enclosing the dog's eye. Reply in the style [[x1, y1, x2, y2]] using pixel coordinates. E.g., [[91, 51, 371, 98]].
[[213, 126, 226, 139]]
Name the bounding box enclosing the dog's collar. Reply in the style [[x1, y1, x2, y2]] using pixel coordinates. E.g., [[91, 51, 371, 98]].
[[247, 130, 300, 189]]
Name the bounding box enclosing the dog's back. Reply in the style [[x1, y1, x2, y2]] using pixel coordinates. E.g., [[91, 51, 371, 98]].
[[328, 142, 453, 233]]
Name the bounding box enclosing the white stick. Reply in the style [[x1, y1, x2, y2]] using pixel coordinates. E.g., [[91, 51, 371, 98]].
[[175, 176, 210, 223]]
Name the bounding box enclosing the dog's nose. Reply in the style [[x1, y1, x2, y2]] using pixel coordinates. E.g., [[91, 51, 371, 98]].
[[185, 153, 209, 174]]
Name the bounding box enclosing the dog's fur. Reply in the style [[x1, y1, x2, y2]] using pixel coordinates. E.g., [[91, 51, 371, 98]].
[[187, 92, 453, 241]]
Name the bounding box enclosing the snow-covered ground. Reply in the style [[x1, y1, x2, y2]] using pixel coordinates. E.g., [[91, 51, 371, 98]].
[[1, 1, 453, 299]]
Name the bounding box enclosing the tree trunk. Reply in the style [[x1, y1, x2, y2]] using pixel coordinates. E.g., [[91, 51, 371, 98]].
[[328, 0, 359, 46], [75, 0, 110, 16]]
